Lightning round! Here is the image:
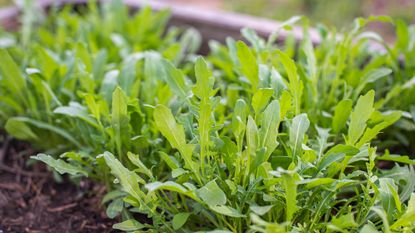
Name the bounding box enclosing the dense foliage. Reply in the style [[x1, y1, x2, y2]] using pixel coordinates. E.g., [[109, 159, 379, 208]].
[[0, 2, 414, 232]]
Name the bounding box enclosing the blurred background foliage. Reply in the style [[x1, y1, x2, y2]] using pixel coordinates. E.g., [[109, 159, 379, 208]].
[[1, 0, 414, 32], [225, 0, 415, 28]]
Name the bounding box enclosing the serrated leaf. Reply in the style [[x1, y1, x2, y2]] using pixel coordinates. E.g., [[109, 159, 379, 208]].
[[281, 171, 298, 221], [153, 105, 196, 171], [154, 104, 186, 149]]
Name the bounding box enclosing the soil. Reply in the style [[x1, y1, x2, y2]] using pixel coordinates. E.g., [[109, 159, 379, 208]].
[[0, 135, 118, 233]]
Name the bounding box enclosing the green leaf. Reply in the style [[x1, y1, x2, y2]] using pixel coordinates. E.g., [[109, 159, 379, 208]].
[[111, 87, 129, 154], [154, 104, 186, 149], [31, 154, 88, 176], [127, 152, 153, 178], [289, 113, 310, 158], [209, 205, 245, 218], [101, 152, 144, 201], [275, 49, 302, 114], [299, 178, 336, 189], [159, 151, 180, 170], [161, 59, 190, 99], [360, 224, 380, 233], [172, 212, 191, 230], [379, 178, 401, 217], [348, 90, 375, 146], [249, 205, 273, 216], [194, 56, 213, 99], [0, 49, 26, 102], [153, 105, 196, 171], [54, 102, 99, 129], [232, 99, 248, 139], [376, 154, 415, 165], [101, 190, 126, 204], [113, 219, 144, 231], [5, 118, 38, 141], [197, 180, 227, 206], [106, 198, 123, 219], [356, 111, 401, 147], [391, 193, 415, 230], [145, 181, 200, 201], [281, 171, 298, 221], [332, 99, 353, 133], [246, 116, 259, 158], [236, 41, 258, 89], [331, 212, 358, 229], [252, 88, 274, 115], [354, 68, 392, 98], [259, 100, 280, 159], [8, 117, 81, 147]]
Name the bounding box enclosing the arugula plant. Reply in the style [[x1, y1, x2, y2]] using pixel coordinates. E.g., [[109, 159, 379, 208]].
[[97, 57, 415, 232], [0, 2, 414, 232], [208, 16, 415, 155], [0, 0, 200, 154]]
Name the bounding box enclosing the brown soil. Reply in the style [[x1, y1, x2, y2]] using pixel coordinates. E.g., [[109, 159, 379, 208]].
[[0, 136, 118, 233]]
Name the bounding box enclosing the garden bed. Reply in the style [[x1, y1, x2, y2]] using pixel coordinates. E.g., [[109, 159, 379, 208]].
[[0, 134, 117, 233], [0, 0, 414, 232]]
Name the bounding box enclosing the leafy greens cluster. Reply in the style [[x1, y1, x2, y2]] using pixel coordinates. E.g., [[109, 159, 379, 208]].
[[0, 2, 415, 233]]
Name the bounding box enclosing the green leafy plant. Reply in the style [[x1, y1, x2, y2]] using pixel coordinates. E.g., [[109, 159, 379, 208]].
[[0, 2, 414, 232]]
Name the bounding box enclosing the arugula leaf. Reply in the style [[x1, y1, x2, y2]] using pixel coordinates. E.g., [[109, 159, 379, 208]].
[[347, 90, 375, 146]]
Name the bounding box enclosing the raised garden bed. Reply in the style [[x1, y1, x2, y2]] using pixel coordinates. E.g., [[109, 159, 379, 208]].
[[0, 0, 414, 232]]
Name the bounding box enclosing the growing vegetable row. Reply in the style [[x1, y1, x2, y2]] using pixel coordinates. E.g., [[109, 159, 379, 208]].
[[0, 1, 414, 232]]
